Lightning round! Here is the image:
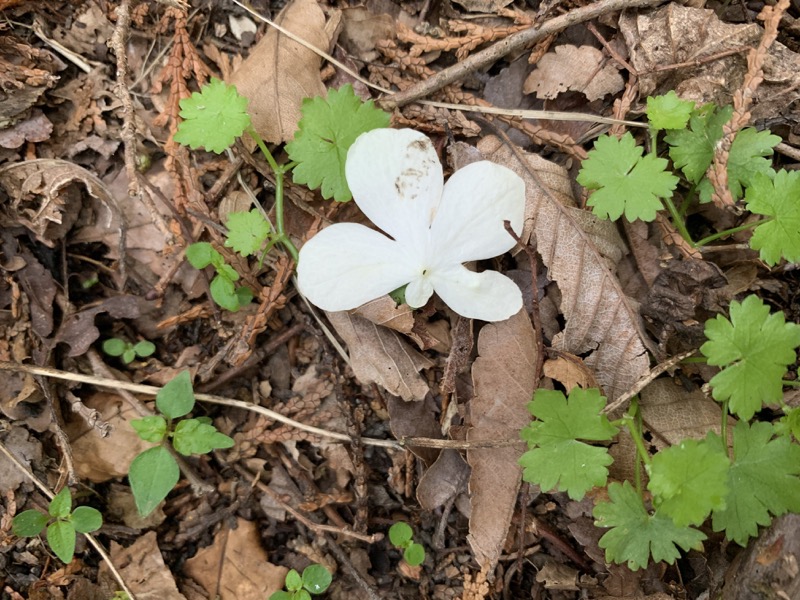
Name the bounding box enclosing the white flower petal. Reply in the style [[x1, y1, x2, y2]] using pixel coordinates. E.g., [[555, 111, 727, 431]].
[[346, 129, 443, 247], [297, 223, 419, 312], [429, 161, 525, 264], [431, 266, 523, 321], [405, 275, 434, 308]]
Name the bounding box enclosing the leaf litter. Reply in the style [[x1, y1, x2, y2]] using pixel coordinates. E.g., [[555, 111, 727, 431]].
[[1, 0, 800, 598]]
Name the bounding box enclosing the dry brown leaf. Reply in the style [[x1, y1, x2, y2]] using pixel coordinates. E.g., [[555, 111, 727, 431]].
[[467, 309, 538, 572], [542, 352, 599, 392], [523, 45, 624, 101], [184, 518, 287, 600], [65, 392, 152, 483], [416, 449, 470, 511], [351, 296, 415, 335], [451, 0, 515, 14], [107, 531, 187, 600], [326, 311, 432, 401], [479, 137, 649, 400], [339, 7, 395, 63], [230, 0, 330, 144], [0, 426, 42, 494], [619, 4, 800, 122]]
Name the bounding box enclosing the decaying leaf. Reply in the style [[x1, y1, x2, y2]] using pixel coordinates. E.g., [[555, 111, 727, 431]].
[[230, 0, 331, 144], [467, 309, 538, 572], [0, 159, 115, 247], [542, 352, 600, 392], [352, 296, 415, 336], [451, 0, 515, 14], [184, 518, 287, 600], [523, 45, 624, 101], [619, 3, 800, 122], [339, 7, 395, 63], [479, 136, 650, 400], [326, 310, 432, 401], [55, 295, 141, 357], [417, 449, 470, 511], [107, 531, 187, 600]]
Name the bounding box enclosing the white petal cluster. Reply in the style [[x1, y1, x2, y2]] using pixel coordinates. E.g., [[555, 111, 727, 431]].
[[297, 128, 526, 322]]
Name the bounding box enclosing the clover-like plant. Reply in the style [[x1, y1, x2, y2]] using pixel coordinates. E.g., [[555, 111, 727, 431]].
[[128, 371, 233, 516], [102, 337, 155, 365], [388, 521, 425, 567], [296, 128, 527, 322], [12, 487, 102, 563], [269, 564, 332, 600], [185, 242, 254, 312]]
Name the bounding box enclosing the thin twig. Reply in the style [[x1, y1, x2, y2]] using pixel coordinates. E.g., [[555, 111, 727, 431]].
[[0, 440, 136, 600]]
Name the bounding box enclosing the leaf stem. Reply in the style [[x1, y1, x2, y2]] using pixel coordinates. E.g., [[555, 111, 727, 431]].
[[247, 127, 299, 263], [783, 380, 800, 387], [661, 195, 695, 247], [694, 218, 772, 248], [720, 399, 729, 453]]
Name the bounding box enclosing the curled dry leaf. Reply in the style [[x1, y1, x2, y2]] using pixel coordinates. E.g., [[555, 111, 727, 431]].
[[417, 449, 471, 511], [325, 310, 432, 402], [523, 44, 624, 102], [478, 136, 649, 400], [0, 159, 115, 247], [467, 309, 538, 572], [619, 3, 800, 122], [230, 0, 331, 144], [542, 351, 600, 393]]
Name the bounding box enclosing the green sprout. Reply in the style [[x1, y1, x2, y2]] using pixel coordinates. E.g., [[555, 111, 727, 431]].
[[102, 337, 155, 365], [13, 487, 102, 563], [388, 522, 425, 567], [270, 564, 332, 600]]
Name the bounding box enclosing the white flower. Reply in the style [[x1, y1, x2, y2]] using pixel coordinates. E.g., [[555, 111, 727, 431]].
[[296, 128, 526, 322]]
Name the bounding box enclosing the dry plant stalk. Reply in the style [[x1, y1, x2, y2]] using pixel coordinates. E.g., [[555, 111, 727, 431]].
[[707, 0, 789, 208]]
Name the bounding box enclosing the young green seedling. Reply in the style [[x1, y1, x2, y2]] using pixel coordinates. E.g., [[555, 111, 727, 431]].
[[388, 522, 425, 567], [128, 371, 234, 516], [102, 337, 155, 365], [269, 564, 332, 600], [185, 242, 253, 312], [12, 487, 102, 563]]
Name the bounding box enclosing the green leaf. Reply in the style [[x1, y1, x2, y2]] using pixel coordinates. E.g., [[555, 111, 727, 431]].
[[296, 592, 312, 600], [576, 132, 679, 222], [156, 370, 195, 419], [594, 481, 706, 570], [666, 104, 731, 184], [122, 349, 136, 364], [388, 522, 413, 547], [102, 338, 127, 357], [646, 91, 695, 131], [210, 275, 241, 312], [721, 127, 780, 201], [12, 510, 48, 537], [47, 520, 76, 563], [301, 564, 332, 595], [130, 415, 168, 443], [775, 406, 800, 442], [286, 85, 391, 202], [174, 78, 251, 154], [185, 242, 217, 269], [172, 418, 234, 455], [404, 543, 425, 567], [133, 340, 156, 357], [519, 388, 618, 500], [269, 593, 292, 600], [285, 569, 302, 592], [647, 437, 729, 527], [700, 295, 800, 420], [224, 209, 271, 257], [70, 506, 102, 534], [49, 487, 72, 519], [712, 421, 800, 545], [129, 446, 180, 516], [235, 285, 253, 307], [745, 170, 800, 265]]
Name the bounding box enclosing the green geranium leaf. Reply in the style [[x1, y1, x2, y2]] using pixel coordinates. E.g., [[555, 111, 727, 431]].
[[594, 481, 706, 570], [576, 132, 679, 222], [666, 103, 730, 184], [647, 436, 730, 527], [286, 85, 390, 202], [712, 421, 800, 545], [700, 295, 800, 420], [225, 209, 271, 257], [519, 388, 618, 500], [129, 445, 180, 516], [174, 78, 251, 154], [156, 370, 195, 419], [745, 170, 800, 265], [646, 91, 695, 131]]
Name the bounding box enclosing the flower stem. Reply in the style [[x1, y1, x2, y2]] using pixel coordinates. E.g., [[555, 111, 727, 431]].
[[247, 127, 299, 263], [693, 218, 771, 248]]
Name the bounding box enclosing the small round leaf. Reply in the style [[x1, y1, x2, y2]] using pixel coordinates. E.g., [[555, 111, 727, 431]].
[[185, 242, 216, 269], [404, 543, 425, 567], [102, 338, 127, 357], [122, 349, 136, 364], [388, 522, 413, 547], [133, 340, 156, 357], [71, 506, 103, 533], [268, 593, 293, 600], [285, 569, 302, 592], [302, 564, 332, 594], [12, 510, 48, 537]]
